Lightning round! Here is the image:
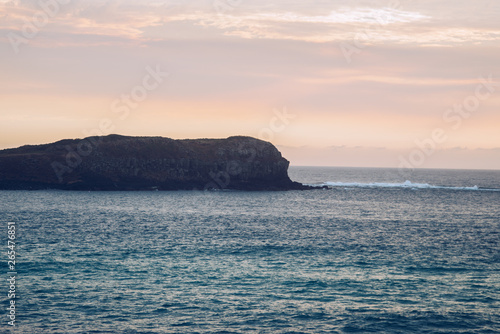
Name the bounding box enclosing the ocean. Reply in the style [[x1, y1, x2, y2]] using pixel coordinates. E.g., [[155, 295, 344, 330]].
[[2, 167, 499, 333]]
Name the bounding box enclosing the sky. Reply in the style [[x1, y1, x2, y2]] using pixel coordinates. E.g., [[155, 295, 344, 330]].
[[1, 0, 499, 169]]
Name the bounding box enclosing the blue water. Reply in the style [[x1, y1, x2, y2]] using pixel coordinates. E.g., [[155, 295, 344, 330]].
[[2, 167, 500, 333]]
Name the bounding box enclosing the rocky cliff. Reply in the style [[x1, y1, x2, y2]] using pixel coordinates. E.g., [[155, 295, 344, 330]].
[[0, 135, 310, 191]]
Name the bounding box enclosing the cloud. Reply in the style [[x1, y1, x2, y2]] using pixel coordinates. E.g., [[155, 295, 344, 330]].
[[1, 1, 499, 46], [198, 8, 500, 45], [0, 1, 164, 47]]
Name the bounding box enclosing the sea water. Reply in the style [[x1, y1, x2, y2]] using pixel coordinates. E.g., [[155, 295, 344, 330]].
[[1, 167, 499, 333]]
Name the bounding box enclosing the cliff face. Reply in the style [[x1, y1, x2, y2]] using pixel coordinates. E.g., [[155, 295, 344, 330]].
[[0, 135, 308, 191]]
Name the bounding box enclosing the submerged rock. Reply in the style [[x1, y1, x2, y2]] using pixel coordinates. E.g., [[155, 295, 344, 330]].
[[0, 135, 312, 191]]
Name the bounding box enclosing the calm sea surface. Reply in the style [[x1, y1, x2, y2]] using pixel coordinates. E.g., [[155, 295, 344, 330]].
[[1, 167, 499, 333]]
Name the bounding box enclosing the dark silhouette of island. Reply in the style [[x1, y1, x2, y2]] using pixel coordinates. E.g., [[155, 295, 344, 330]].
[[0, 135, 312, 191]]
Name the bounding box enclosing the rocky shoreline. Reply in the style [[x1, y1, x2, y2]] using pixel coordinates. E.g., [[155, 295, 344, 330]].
[[0, 135, 314, 191]]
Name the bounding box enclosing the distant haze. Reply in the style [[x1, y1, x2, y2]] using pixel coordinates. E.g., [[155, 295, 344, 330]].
[[1, 0, 499, 169]]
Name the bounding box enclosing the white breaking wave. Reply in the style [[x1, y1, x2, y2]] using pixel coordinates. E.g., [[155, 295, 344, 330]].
[[308, 180, 500, 191]]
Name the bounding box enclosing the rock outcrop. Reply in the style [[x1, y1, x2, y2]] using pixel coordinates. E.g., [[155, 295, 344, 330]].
[[0, 135, 310, 191]]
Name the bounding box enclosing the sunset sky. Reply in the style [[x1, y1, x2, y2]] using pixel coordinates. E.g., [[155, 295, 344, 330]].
[[1, 0, 499, 169]]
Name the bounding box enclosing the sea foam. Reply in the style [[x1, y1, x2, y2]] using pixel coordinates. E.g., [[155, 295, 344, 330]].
[[308, 180, 500, 191]]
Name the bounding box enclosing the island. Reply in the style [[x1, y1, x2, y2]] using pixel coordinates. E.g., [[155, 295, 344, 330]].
[[0, 135, 312, 191]]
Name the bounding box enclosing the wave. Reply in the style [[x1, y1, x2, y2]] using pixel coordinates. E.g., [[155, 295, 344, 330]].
[[308, 180, 500, 191]]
